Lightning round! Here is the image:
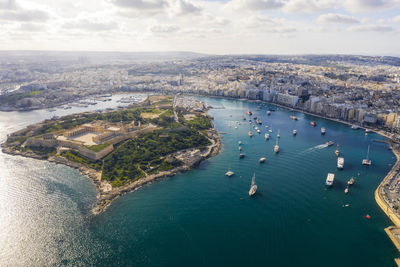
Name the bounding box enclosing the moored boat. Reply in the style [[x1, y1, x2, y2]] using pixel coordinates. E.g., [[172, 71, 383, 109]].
[[293, 129, 297, 135], [265, 133, 270, 140], [239, 153, 246, 158], [348, 177, 355, 186], [335, 144, 340, 156], [267, 110, 271, 116], [321, 127, 326, 135], [344, 187, 349, 194], [337, 157, 344, 169], [311, 121, 317, 127], [326, 173, 335, 186], [259, 157, 266, 163], [248, 131, 253, 137], [226, 170, 234, 177]]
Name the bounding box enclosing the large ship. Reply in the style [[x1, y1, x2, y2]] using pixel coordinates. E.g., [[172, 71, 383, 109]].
[[321, 127, 326, 135], [326, 173, 335, 186], [249, 173, 258, 196], [362, 145, 372, 166], [337, 157, 344, 169]]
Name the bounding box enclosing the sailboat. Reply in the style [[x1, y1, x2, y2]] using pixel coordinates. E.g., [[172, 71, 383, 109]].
[[335, 144, 340, 156], [362, 145, 372, 166], [274, 137, 279, 153], [249, 173, 257, 196]]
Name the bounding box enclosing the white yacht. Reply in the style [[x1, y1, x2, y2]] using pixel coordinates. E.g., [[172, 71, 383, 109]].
[[362, 145, 372, 166], [337, 157, 344, 169], [225, 170, 234, 177], [326, 173, 335, 186]]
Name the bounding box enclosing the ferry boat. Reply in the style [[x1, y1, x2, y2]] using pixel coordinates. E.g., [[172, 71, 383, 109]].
[[225, 170, 234, 177], [335, 144, 340, 156], [326, 141, 334, 146], [348, 177, 355, 186], [247, 111, 252, 116], [267, 111, 271, 116], [337, 157, 344, 169], [293, 129, 297, 135], [310, 121, 317, 127], [265, 133, 270, 140], [249, 173, 258, 196], [259, 157, 266, 163], [321, 127, 326, 135], [362, 145, 372, 166], [274, 138, 280, 153], [326, 173, 335, 186], [248, 131, 253, 137], [239, 153, 246, 158]]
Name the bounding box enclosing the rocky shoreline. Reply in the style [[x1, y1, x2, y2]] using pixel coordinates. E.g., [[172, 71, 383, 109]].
[[1, 129, 222, 214]]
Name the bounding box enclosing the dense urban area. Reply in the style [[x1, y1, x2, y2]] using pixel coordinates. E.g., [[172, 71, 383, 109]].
[[1, 52, 400, 135]]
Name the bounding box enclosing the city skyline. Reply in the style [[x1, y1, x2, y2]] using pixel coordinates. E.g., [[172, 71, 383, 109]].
[[0, 0, 400, 55]]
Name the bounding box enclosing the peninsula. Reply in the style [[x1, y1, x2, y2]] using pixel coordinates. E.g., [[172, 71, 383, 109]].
[[1, 95, 221, 213]]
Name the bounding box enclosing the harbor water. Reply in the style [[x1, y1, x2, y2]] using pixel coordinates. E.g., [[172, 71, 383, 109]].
[[0, 95, 398, 266]]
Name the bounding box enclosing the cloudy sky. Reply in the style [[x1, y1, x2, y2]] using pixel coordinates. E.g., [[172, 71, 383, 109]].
[[0, 0, 400, 55]]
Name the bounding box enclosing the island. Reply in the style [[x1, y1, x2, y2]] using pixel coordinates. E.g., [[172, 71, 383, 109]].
[[1, 95, 221, 213]]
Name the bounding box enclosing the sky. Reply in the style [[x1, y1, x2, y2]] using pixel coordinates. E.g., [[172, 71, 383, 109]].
[[0, 0, 400, 55]]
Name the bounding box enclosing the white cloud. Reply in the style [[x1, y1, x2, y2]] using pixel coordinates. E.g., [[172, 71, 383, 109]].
[[393, 15, 400, 23], [344, 0, 398, 13], [150, 23, 179, 33], [348, 24, 394, 31], [0, 0, 19, 10], [227, 0, 284, 11], [0, 9, 49, 22], [62, 19, 119, 32], [284, 0, 338, 13], [316, 13, 360, 24], [168, 0, 201, 16]]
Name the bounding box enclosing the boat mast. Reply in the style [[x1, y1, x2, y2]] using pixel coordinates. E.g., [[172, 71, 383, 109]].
[[366, 145, 370, 160], [251, 173, 256, 185]]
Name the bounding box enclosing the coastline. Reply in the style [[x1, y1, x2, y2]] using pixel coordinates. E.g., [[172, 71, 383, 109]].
[[1, 128, 222, 214]]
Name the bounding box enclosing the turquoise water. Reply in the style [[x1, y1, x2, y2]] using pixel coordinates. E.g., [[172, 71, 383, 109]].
[[0, 96, 398, 266]]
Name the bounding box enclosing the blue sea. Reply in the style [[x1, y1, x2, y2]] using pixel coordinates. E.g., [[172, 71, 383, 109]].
[[0, 95, 397, 266]]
